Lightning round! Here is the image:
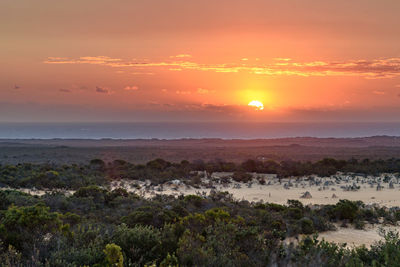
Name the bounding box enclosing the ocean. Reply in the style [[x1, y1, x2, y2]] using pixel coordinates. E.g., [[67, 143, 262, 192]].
[[0, 122, 399, 139]]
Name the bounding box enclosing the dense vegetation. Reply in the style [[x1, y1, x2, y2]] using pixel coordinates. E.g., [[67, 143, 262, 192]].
[[3, 137, 400, 165], [2, 157, 400, 266], [1, 157, 400, 190], [1, 188, 400, 266]]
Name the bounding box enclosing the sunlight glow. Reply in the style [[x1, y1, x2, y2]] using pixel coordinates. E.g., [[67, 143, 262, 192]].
[[248, 100, 264, 110]]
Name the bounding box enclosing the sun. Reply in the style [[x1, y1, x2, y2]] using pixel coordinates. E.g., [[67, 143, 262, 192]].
[[248, 100, 264, 110]]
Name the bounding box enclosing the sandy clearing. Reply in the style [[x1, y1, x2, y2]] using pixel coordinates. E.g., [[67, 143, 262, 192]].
[[3, 173, 400, 208], [285, 224, 400, 248], [118, 176, 400, 207], [318, 224, 400, 247]]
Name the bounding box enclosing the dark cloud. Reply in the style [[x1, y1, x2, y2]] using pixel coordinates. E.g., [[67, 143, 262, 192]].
[[2, 101, 400, 123], [59, 88, 71, 93], [163, 103, 175, 107], [95, 86, 109, 94], [179, 103, 248, 113]]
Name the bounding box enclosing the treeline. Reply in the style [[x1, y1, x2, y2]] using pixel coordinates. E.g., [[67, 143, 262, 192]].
[[1, 187, 400, 266], [196, 157, 400, 177], [1, 157, 400, 190]]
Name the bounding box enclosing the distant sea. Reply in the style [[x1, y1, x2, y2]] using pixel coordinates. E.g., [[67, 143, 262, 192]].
[[0, 122, 399, 139]]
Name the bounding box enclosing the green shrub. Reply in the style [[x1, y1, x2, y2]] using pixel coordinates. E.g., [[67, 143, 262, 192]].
[[0, 204, 63, 253], [184, 195, 203, 207], [74, 186, 106, 200], [232, 171, 252, 183], [104, 243, 123, 267], [112, 224, 162, 265], [332, 200, 359, 222], [299, 217, 315, 234]]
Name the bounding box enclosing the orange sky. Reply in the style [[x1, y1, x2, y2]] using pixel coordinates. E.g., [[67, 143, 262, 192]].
[[1, 0, 400, 122]]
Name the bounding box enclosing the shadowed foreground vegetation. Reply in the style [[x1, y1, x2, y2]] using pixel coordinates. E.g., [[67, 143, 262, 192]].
[[1, 187, 400, 266], [2, 158, 400, 266]]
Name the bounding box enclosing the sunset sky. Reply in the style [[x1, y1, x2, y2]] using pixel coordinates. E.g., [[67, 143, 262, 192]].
[[1, 0, 400, 122]]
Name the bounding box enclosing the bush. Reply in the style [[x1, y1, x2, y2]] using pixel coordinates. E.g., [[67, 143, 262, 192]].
[[160, 253, 179, 267], [0, 204, 63, 253], [300, 217, 315, 234], [112, 224, 162, 265], [104, 243, 123, 267], [354, 219, 365, 230], [122, 210, 154, 227], [232, 171, 252, 183], [286, 208, 303, 220], [74, 186, 106, 200], [184, 195, 203, 207], [332, 200, 360, 222]]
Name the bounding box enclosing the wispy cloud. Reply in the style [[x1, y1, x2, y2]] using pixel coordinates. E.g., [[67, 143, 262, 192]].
[[197, 88, 215, 94], [170, 54, 192, 58], [44, 56, 400, 79], [131, 72, 154, 75], [176, 90, 191, 95], [95, 86, 110, 94], [124, 85, 139, 91], [373, 90, 386, 95], [59, 88, 71, 93], [44, 56, 121, 65]]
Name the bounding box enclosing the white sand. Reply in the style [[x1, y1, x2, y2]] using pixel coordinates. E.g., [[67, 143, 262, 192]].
[[318, 224, 400, 247], [3, 173, 400, 208], [285, 224, 400, 248], [116, 173, 400, 207]]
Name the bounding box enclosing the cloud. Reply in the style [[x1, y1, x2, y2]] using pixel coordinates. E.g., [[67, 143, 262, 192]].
[[44, 56, 400, 79], [163, 103, 175, 107], [274, 58, 292, 61], [176, 90, 191, 95], [13, 85, 20, 90], [197, 88, 209, 94], [199, 104, 243, 113], [170, 54, 192, 58], [131, 72, 154, 75], [197, 88, 215, 94], [124, 85, 139, 91], [3, 100, 400, 123], [71, 84, 88, 91], [373, 90, 385, 95], [44, 56, 121, 65], [148, 101, 160, 106], [95, 86, 110, 94], [59, 88, 71, 93]]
